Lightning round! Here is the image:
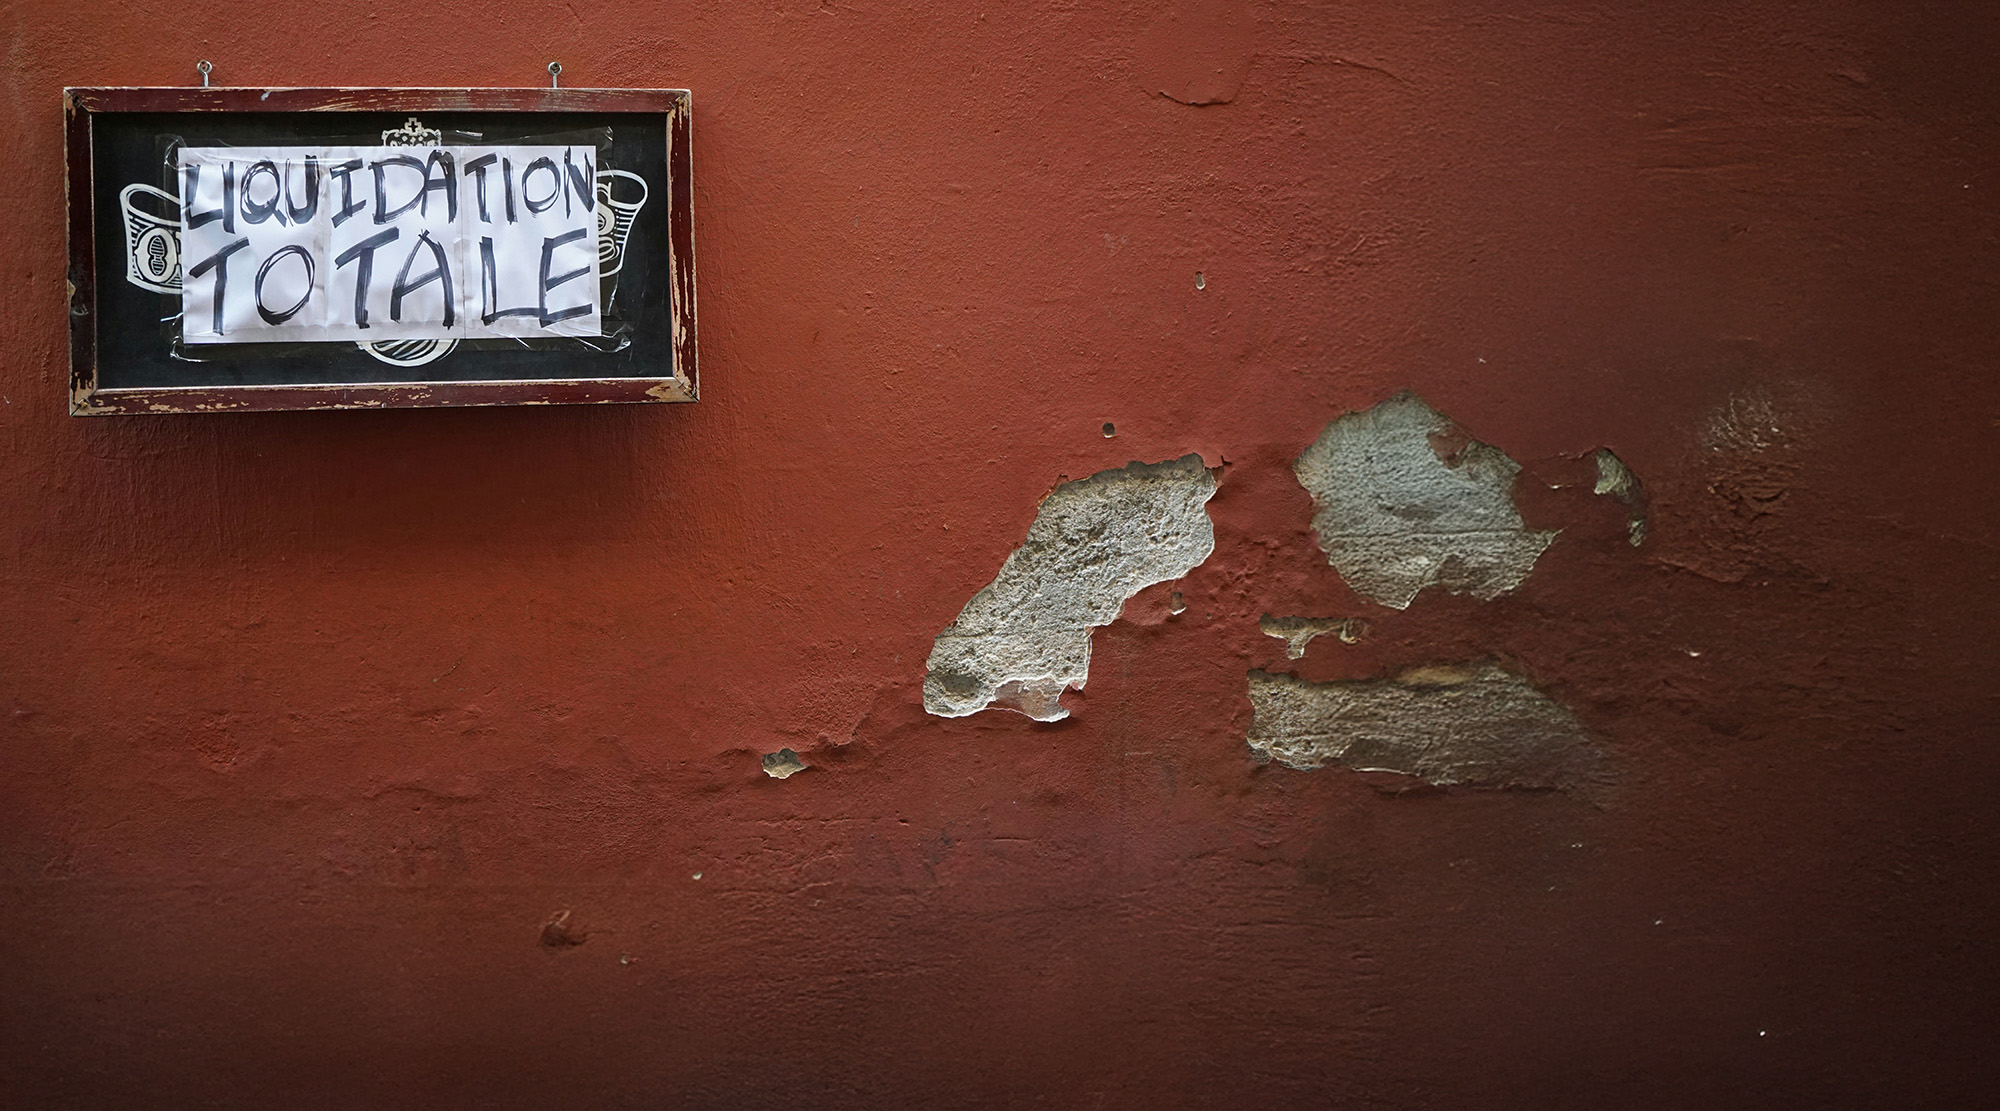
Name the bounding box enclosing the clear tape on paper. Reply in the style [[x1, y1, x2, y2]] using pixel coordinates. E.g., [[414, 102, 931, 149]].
[[119, 123, 651, 370]]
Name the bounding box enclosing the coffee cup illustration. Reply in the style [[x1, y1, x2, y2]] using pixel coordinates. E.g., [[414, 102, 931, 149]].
[[119, 183, 183, 294], [596, 170, 648, 275], [359, 337, 457, 369]]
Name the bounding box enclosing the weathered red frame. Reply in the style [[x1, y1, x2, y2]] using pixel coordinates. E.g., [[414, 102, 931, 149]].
[[64, 86, 696, 415]]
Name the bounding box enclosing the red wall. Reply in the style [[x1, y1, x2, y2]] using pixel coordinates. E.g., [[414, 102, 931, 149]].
[[5, 2, 1999, 1106]]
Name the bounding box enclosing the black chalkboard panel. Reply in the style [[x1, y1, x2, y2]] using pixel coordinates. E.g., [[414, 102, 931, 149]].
[[65, 88, 696, 415]]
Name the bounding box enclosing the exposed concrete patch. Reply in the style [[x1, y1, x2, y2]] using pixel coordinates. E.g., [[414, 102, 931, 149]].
[[1294, 393, 1557, 609], [1592, 449, 1649, 547], [1258, 614, 1368, 659], [762, 749, 807, 779], [1245, 665, 1604, 794], [925, 456, 1218, 721]]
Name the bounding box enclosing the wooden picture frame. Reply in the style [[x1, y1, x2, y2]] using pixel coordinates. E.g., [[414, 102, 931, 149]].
[[64, 86, 696, 415]]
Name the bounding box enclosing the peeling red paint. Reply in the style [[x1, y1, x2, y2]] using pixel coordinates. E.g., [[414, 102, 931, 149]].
[[4, 2, 2000, 1108], [1135, 0, 1256, 106]]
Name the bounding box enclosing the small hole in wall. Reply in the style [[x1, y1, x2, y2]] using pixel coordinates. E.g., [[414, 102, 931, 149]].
[[1194, 271, 1205, 290], [1102, 422, 1116, 438], [1169, 590, 1186, 615]]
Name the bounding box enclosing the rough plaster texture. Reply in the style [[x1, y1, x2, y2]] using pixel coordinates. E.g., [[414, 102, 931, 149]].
[[1246, 665, 1605, 795], [1295, 393, 1557, 609], [6, 3, 2000, 1109], [925, 456, 1216, 721]]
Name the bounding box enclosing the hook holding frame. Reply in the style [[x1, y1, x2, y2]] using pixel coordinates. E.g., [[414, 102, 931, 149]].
[[196, 60, 212, 88], [548, 61, 561, 89]]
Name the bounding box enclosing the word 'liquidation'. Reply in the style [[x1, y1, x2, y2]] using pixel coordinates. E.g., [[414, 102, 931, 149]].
[[177, 145, 603, 344]]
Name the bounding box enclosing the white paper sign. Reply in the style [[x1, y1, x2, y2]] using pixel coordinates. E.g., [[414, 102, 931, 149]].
[[178, 145, 602, 344]]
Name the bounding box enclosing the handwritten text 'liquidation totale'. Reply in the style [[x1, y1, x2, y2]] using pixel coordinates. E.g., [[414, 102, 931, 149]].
[[177, 145, 603, 344]]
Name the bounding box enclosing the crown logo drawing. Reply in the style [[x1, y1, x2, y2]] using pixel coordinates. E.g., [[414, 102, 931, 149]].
[[381, 117, 442, 147]]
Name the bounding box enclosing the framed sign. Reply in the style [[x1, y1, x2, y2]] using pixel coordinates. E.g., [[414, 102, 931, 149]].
[[64, 87, 695, 415]]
